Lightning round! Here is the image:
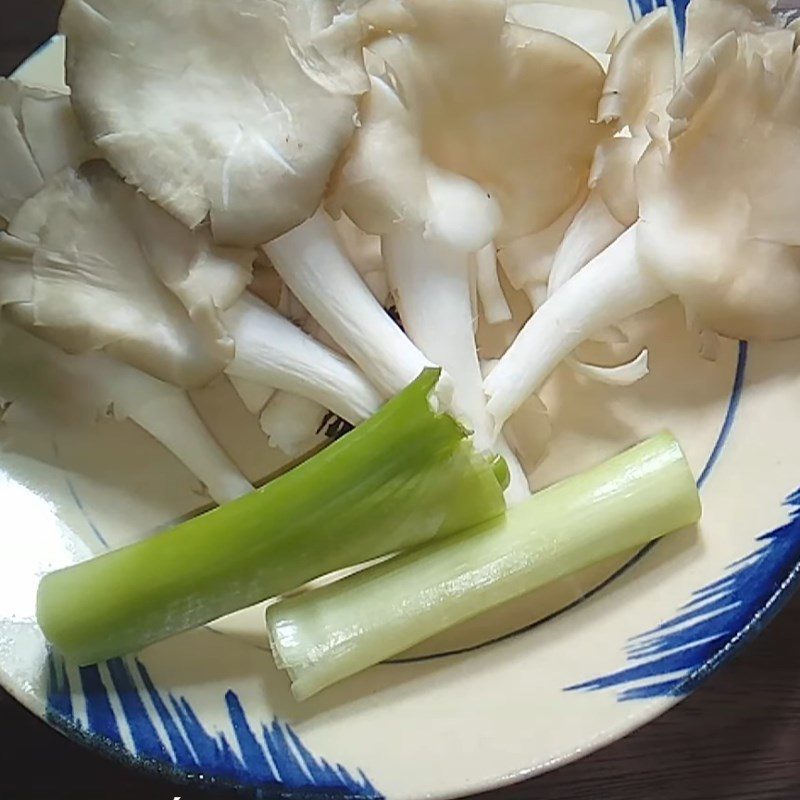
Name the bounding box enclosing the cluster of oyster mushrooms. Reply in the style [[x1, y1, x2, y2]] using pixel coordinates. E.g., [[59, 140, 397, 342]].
[[1, 0, 798, 504]]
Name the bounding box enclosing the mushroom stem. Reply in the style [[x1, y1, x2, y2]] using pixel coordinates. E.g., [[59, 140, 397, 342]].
[[383, 229, 490, 445], [545, 196, 649, 387], [486, 225, 669, 431], [264, 210, 432, 397], [475, 243, 512, 324], [568, 351, 650, 386], [227, 375, 275, 416], [259, 391, 327, 457], [0, 320, 252, 505], [222, 293, 383, 425], [547, 191, 627, 297], [117, 378, 253, 505], [383, 228, 530, 503]]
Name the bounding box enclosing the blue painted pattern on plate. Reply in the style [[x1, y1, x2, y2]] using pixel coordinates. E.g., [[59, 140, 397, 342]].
[[567, 489, 800, 700], [46, 655, 382, 798]]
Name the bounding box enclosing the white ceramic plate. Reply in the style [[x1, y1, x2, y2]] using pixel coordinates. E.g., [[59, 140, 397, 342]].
[[4, 3, 800, 798]]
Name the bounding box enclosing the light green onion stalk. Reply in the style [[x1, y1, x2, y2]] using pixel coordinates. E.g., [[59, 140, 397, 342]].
[[268, 433, 701, 701], [37, 370, 508, 665]]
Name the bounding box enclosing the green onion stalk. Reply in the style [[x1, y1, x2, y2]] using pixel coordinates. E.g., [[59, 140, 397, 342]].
[[37, 369, 508, 665], [268, 433, 701, 700]]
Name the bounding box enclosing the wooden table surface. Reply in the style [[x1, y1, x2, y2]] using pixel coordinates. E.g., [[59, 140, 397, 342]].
[[3, 4, 800, 798]]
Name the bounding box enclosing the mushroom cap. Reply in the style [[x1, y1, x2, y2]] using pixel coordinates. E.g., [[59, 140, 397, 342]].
[[507, 1, 618, 57], [60, 0, 370, 247], [590, 8, 677, 227], [0, 319, 117, 430], [1, 161, 253, 386], [638, 31, 800, 341], [333, 0, 607, 249], [0, 319, 174, 431], [0, 78, 90, 223], [684, 0, 790, 73]]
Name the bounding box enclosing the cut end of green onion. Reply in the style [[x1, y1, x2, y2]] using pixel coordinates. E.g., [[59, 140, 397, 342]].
[[267, 432, 701, 701]]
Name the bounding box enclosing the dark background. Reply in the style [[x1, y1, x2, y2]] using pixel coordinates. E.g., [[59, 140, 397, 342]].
[[2, 2, 800, 798]]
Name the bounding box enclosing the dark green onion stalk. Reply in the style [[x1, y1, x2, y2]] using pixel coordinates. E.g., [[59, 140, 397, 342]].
[[37, 369, 508, 664]]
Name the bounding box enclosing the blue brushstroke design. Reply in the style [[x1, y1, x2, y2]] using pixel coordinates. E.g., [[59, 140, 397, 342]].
[[46, 655, 381, 798], [568, 489, 800, 700], [134, 660, 197, 767], [672, 1, 688, 40], [78, 664, 123, 746], [262, 715, 313, 787], [106, 658, 169, 762], [46, 655, 73, 723]]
